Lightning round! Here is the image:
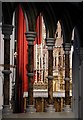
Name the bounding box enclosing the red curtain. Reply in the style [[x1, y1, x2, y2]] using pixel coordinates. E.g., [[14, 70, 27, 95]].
[[39, 14, 42, 44], [16, 7, 42, 112], [16, 5, 28, 112], [35, 14, 42, 45]]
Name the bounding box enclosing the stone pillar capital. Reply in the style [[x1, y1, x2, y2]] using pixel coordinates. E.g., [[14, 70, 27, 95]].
[[45, 38, 55, 50], [25, 31, 36, 45], [47, 75, 54, 80], [64, 77, 70, 81], [63, 43, 71, 52], [2, 70, 12, 75], [2, 24, 14, 40]]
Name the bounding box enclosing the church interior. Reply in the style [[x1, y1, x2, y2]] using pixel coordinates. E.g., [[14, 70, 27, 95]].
[[0, 2, 83, 119]]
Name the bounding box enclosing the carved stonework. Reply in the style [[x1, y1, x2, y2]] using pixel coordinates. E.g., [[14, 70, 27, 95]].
[[33, 82, 48, 89]]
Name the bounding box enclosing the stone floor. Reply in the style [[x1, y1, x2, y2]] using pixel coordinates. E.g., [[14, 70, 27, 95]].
[[2, 112, 75, 119]]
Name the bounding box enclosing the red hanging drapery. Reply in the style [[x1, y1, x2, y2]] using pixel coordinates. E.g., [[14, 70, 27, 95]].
[[16, 4, 28, 112], [16, 7, 42, 112], [34, 14, 42, 45]]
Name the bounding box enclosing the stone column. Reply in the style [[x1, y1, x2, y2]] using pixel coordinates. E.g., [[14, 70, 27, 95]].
[[45, 38, 55, 112], [63, 43, 72, 112], [25, 31, 36, 112], [0, 2, 2, 115], [79, 48, 83, 63], [2, 24, 13, 114], [79, 48, 83, 119]]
